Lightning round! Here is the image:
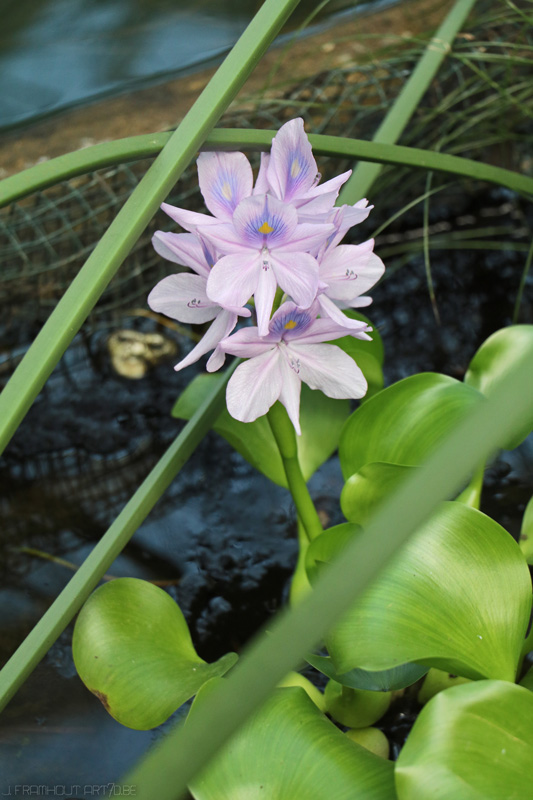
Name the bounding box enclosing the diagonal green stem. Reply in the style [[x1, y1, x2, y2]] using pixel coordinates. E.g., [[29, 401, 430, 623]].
[[0, 363, 236, 714], [267, 403, 323, 543], [0, 0, 301, 460]]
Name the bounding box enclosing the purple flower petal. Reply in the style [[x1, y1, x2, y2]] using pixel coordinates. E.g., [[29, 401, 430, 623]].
[[294, 315, 371, 345], [202, 223, 254, 255], [148, 273, 218, 324], [232, 194, 298, 250], [267, 118, 317, 202], [152, 231, 212, 278], [294, 192, 340, 222], [287, 342, 367, 399], [316, 294, 374, 329], [161, 202, 218, 232], [319, 241, 385, 302], [292, 170, 352, 217], [206, 252, 259, 309], [321, 201, 373, 252], [278, 357, 303, 435], [255, 259, 279, 337], [349, 296, 373, 308], [226, 349, 283, 423], [197, 151, 253, 222], [253, 153, 271, 195], [303, 170, 352, 199], [174, 309, 238, 372], [217, 326, 276, 358], [276, 222, 334, 254], [271, 251, 319, 309], [268, 301, 315, 340]]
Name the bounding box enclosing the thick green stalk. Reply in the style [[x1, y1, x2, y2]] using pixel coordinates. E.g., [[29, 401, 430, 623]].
[[123, 338, 533, 800], [3, 128, 533, 208], [338, 0, 478, 203], [0, 363, 236, 714], [456, 461, 485, 509], [0, 0, 301, 459], [267, 403, 323, 543]]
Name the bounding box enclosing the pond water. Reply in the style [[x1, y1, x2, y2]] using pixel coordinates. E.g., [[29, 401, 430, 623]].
[[0, 0, 393, 131]]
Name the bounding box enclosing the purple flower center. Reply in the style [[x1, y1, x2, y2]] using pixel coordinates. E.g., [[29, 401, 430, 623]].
[[269, 306, 313, 339]]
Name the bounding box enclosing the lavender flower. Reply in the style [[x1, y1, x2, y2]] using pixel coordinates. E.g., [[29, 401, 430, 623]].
[[148, 117, 385, 432]]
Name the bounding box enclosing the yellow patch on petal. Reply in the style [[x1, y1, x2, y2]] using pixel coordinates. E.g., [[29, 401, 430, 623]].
[[221, 181, 232, 200], [258, 221, 274, 234], [284, 320, 297, 330], [290, 159, 301, 178]]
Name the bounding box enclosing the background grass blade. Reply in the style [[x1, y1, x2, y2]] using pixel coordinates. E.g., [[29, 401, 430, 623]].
[[337, 0, 478, 203], [0, 0, 301, 459], [122, 337, 533, 800]]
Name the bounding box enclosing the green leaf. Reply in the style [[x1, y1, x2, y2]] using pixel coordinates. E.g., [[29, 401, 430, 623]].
[[339, 373, 482, 480], [395, 681, 533, 800], [173, 375, 349, 486], [316, 503, 531, 681], [417, 668, 471, 705], [519, 665, 533, 692], [305, 522, 361, 584], [188, 685, 395, 800], [346, 727, 390, 759], [341, 463, 417, 526], [335, 312, 384, 401], [72, 578, 237, 730], [519, 494, 533, 564], [324, 680, 391, 728], [307, 653, 427, 692], [465, 326, 533, 450]]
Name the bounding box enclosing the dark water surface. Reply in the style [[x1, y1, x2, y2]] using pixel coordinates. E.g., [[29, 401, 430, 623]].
[[0, 0, 391, 132]]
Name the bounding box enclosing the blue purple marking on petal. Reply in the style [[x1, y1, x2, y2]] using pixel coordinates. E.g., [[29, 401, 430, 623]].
[[269, 306, 313, 339]]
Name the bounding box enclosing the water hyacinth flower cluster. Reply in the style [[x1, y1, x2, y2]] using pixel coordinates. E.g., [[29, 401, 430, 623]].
[[148, 118, 385, 433]]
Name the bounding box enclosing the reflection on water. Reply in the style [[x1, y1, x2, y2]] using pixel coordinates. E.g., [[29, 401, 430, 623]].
[[0, 0, 371, 130]]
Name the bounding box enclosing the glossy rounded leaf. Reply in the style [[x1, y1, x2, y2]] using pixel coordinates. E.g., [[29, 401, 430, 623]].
[[396, 680, 533, 800], [173, 375, 350, 486], [339, 373, 481, 480], [519, 665, 533, 692], [324, 680, 391, 728], [307, 653, 427, 692], [334, 312, 384, 400], [305, 522, 359, 584], [465, 326, 533, 450], [346, 727, 390, 759], [341, 462, 417, 525], [72, 578, 237, 729], [519, 494, 533, 564], [277, 670, 326, 713], [323, 503, 531, 681], [417, 668, 471, 705], [188, 686, 395, 800]]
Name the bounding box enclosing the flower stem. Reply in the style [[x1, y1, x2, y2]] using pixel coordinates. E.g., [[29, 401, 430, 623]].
[[267, 403, 324, 543], [456, 461, 485, 510]]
